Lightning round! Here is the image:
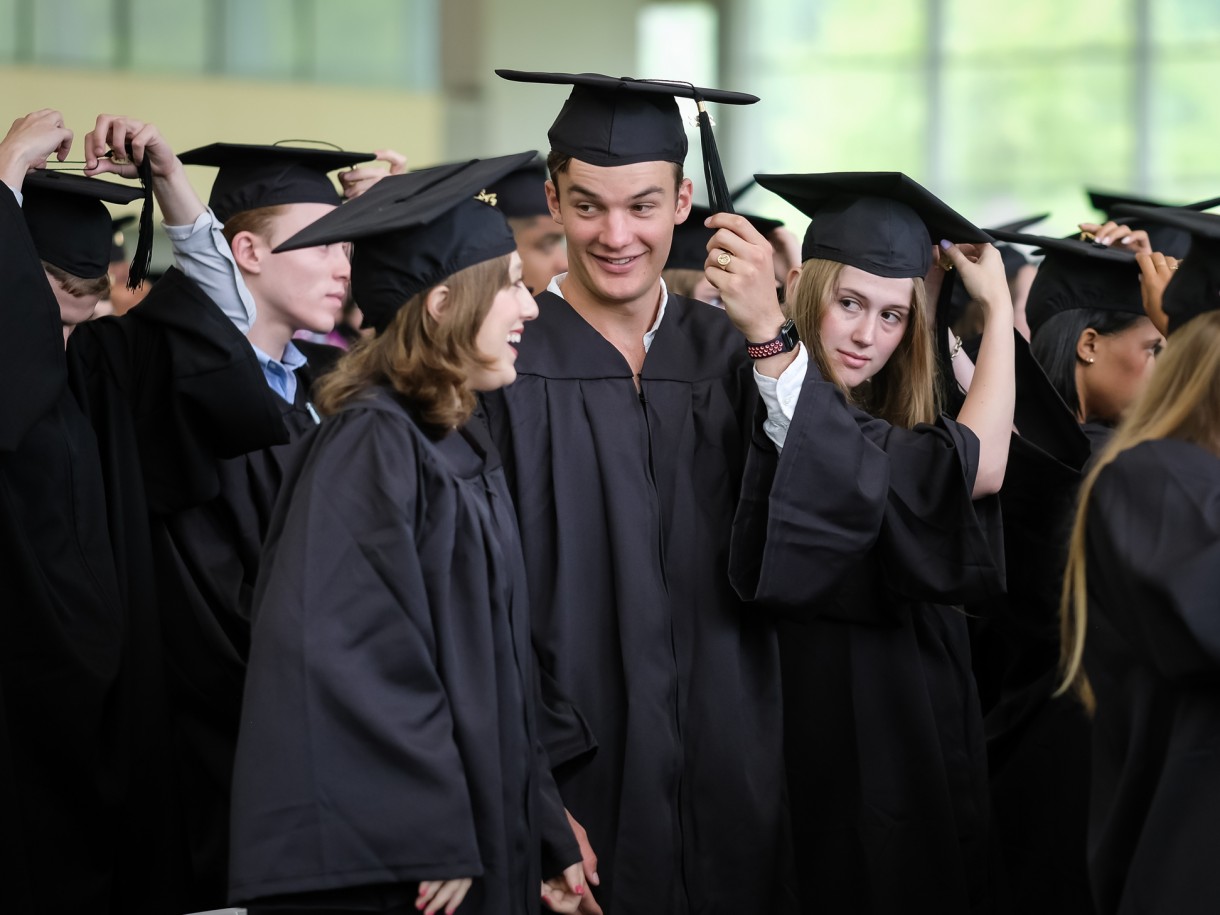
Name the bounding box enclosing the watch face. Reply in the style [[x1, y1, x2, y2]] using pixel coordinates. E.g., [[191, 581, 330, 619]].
[[780, 318, 800, 350]]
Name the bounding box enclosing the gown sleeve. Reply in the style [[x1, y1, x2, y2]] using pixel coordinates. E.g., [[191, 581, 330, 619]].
[[859, 412, 1006, 605], [728, 366, 890, 610], [229, 409, 483, 902], [1087, 441, 1220, 681], [68, 267, 286, 513], [0, 187, 67, 452]]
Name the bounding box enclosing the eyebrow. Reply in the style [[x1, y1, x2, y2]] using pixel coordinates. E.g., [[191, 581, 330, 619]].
[[566, 184, 666, 202], [838, 286, 911, 310]]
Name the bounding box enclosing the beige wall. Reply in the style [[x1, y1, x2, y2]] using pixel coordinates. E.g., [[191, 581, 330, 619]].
[[1, 64, 445, 202]]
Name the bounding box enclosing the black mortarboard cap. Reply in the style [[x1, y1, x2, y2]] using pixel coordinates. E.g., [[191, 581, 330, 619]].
[[497, 70, 758, 214], [22, 171, 146, 279], [755, 171, 991, 279], [275, 151, 536, 334], [484, 156, 551, 219], [666, 204, 783, 272], [178, 143, 377, 223], [1087, 189, 1220, 259], [985, 214, 1050, 279], [1111, 204, 1220, 335], [988, 228, 1142, 340]]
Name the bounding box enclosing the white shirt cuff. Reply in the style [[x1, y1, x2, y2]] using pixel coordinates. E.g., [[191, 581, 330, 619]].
[[753, 343, 809, 452]]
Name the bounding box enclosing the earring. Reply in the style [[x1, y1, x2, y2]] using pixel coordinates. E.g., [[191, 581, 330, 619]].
[[1087, 357, 1095, 364]]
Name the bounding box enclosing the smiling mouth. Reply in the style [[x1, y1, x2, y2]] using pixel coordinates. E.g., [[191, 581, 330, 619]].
[[594, 254, 640, 267], [507, 331, 522, 344]]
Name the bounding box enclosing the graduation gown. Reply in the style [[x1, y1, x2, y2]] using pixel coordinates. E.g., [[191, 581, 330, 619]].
[[966, 334, 1097, 915], [229, 388, 579, 914], [152, 341, 341, 908], [731, 364, 1004, 915], [1082, 439, 1220, 915], [0, 190, 283, 914], [482, 292, 796, 913]]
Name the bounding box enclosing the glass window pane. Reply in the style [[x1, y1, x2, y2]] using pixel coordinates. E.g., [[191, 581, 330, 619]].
[[944, 0, 1132, 57], [313, 0, 439, 89], [130, 0, 207, 74], [1152, 0, 1220, 46], [219, 0, 297, 80], [33, 0, 115, 67], [0, 0, 15, 61], [1149, 58, 1220, 202], [940, 62, 1133, 228]]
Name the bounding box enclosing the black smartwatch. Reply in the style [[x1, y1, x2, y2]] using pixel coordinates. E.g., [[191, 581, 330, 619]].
[[745, 319, 799, 359]]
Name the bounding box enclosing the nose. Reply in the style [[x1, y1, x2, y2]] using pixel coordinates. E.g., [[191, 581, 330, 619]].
[[521, 288, 540, 322], [331, 245, 351, 279], [600, 209, 632, 250], [851, 314, 875, 348]]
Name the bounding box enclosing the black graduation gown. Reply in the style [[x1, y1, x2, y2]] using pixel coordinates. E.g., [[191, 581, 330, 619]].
[[731, 364, 1005, 915], [152, 341, 341, 908], [229, 388, 579, 914], [1082, 439, 1220, 915], [0, 190, 283, 914], [966, 334, 1098, 915], [481, 292, 796, 913]]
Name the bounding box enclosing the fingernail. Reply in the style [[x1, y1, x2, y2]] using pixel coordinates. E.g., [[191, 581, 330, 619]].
[[592, 872, 600, 884], [575, 885, 585, 895], [939, 239, 952, 250], [1122, 236, 1132, 244]]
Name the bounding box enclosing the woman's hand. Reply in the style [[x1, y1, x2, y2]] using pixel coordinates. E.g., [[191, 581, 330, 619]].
[[339, 148, 408, 199], [1078, 220, 1152, 255], [541, 862, 590, 913], [943, 242, 1012, 320], [1135, 250, 1179, 337], [703, 212, 786, 343], [416, 877, 473, 915]]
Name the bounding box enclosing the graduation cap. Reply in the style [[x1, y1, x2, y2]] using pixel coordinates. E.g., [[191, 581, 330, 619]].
[[21, 170, 149, 282], [666, 204, 783, 272], [178, 143, 377, 223], [754, 171, 991, 279], [1087, 189, 1220, 258], [987, 229, 1142, 340], [275, 151, 537, 334], [985, 214, 1050, 279], [1110, 204, 1220, 335], [496, 70, 758, 214], [483, 156, 551, 219]]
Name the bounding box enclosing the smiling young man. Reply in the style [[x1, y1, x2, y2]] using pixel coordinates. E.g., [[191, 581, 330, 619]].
[[481, 71, 798, 914]]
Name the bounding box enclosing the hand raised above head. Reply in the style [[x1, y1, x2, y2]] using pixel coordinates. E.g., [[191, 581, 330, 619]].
[[82, 114, 181, 180], [339, 148, 408, 199], [1135, 250, 1178, 337], [702, 211, 785, 343], [0, 109, 74, 187], [1079, 220, 1152, 255]]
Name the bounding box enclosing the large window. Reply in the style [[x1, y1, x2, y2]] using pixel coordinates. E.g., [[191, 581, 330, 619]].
[[647, 0, 1220, 233], [1, 0, 439, 90]]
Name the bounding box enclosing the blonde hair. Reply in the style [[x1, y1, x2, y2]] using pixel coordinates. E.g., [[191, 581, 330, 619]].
[[1057, 310, 1220, 710], [789, 258, 939, 429], [313, 254, 512, 433]]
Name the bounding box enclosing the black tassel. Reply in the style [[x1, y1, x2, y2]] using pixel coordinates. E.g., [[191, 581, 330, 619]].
[[127, 141, 155, 291], [696, 96, 735, 216]]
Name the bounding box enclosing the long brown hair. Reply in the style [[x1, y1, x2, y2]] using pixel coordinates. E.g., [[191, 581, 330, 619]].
[[313, 253, 512, 433], [1057, 310, 1220, 710], [788, 258, 938, 428]]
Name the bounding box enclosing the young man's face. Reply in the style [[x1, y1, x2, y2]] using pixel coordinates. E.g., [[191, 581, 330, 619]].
[[509, 214, 568, 295], [546, 158, 693, 312]]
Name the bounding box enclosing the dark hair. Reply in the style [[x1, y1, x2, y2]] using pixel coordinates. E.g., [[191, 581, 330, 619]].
[[546, 150, 684, 200], [1030, 309, 1143, 418]]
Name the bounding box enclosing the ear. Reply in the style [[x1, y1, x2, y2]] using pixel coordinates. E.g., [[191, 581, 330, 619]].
[[785, 265, 802, 304], [545, 179, 563, 224], [1076, 327, 1099, 364], [230, 231, 267, 276], [674, 176, 694, 223], [425, 284, 451, 323]]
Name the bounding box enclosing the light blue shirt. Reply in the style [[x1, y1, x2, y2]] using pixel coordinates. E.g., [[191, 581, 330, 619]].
[[250, 339, 308, 406]]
